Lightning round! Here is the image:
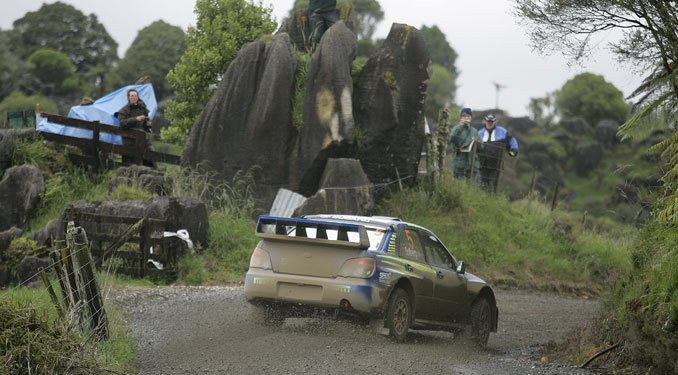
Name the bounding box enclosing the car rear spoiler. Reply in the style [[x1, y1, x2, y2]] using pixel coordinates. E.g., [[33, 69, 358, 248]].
[[255, 215, 371, 250]]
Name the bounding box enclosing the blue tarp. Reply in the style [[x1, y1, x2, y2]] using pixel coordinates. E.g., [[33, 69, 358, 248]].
[[37, 83, 157, 145]]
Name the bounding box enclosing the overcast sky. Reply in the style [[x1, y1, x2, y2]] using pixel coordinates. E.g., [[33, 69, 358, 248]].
[[1, 0, 643, 117]]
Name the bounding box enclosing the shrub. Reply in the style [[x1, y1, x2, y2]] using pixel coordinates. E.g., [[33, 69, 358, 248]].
[[4, 238, 45, 270]]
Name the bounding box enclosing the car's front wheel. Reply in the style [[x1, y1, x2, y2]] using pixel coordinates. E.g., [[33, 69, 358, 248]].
[[469, 297, 491, 347], [386, 288, 411, 342]]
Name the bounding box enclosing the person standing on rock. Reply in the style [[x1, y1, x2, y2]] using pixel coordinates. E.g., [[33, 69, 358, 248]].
[[477, 113, 519, 193], [449, 107, 480, 182], [115, 89, 154, 167], [309, 0, 339, 45]]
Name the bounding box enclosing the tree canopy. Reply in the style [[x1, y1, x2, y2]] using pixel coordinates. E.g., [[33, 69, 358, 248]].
[[163, 0, 277, 144], [12, 2, 118, 72], [0, 31, 30, 101], [28, 48, 78, 94], [425, 64, 456, 122], [116, 21, 186, 101], [555, 72, 629, 126], [420, 25, 458, 76]]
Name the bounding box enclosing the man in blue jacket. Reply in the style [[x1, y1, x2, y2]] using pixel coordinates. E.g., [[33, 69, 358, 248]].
[[477, 114, 518, 192]]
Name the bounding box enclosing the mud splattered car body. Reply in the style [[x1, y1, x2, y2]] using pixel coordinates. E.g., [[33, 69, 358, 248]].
[[244, 215, 498, 344]]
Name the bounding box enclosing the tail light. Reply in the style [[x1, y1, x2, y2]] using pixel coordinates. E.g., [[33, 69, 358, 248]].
[[338, 257, 375, 278], [249, 247, 272, 270]]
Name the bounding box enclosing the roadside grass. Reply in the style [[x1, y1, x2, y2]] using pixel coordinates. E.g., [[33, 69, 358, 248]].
[[378, 174, 635, 293], [0, 285, 136, 374]]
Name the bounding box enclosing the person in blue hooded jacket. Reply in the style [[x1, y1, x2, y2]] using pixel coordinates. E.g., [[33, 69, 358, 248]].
[[477, 114, 518, 192]]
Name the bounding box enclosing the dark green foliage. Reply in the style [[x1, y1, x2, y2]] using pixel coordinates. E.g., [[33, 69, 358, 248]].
[[0, 31, 31, 101], [28, 48, 78, 94], [163, 0, 277, 144], [555, 72, 629, 126], [425, 64, 456, 122], [12, 2, 118, 72], [115, 21, 186, 100], [3, 238, 44, 270], [420, 25, 458, 76]]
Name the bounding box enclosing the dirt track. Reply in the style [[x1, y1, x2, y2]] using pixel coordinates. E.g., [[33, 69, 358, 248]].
[[114, 286, 599, 374]]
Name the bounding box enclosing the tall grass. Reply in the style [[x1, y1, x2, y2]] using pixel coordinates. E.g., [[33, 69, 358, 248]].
[[378, 174, 634, 292], [0, 286, 136, 374]]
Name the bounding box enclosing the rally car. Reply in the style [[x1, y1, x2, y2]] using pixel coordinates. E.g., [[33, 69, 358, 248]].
[[244, 214, 498, 345]]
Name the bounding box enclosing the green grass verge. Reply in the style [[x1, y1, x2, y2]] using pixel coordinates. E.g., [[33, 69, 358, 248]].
[[0, 285, 136, 374], [378, 174, 634, 292]]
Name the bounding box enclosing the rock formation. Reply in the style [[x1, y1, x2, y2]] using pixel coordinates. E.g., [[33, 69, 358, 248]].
[[354, 23, 430, 190], [0, 165, 45, 231]]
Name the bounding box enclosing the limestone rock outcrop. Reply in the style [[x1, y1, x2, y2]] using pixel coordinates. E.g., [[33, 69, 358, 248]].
[[0, 165, 45, 231]]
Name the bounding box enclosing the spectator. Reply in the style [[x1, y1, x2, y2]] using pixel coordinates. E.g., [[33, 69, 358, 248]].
[[477, 113, 519, 192], [449, 107, 480, 181], [309, 0, 338, 45], [114, 89, 154, 167]]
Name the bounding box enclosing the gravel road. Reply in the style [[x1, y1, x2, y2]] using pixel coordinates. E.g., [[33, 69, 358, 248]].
[[113, 286, 599, 374]]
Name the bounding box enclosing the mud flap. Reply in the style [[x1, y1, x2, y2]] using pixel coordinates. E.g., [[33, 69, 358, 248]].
[[369, 318, 389, 336]]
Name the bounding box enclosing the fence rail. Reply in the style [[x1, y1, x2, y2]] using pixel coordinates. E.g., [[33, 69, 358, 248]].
[[65, 207, 185, 279], [37, 112, 180, 170]]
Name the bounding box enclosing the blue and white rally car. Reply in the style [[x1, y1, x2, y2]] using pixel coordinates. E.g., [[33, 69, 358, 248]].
[[244, 214, 498, 345]]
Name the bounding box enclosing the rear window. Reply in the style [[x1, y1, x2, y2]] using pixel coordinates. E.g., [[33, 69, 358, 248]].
[[289, 226, 387, 251]]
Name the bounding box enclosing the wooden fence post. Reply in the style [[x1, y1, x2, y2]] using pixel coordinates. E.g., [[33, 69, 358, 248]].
[[551, 182, 560, 211]]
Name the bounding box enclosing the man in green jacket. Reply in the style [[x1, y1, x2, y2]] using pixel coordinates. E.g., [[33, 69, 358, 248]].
[[309, 0, 338, 44], [449, 107, 480, 181]]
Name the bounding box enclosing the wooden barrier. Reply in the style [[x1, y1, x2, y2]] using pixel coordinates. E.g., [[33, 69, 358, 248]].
[[65, 207, 185, 279], [37, 112, 180, 170]]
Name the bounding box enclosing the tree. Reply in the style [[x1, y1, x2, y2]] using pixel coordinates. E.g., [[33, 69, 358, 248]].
[[515, 1, 678, 371], [555, 72, 629, 126], [527, 92, 557, 127], [116, 21, 186, 101], [351, 0, 384, 42], [420, 25, 458, 76], [0, 30, 31, 101], [425, 64, 456, 122], [28, 48, 78, 94], [12, 2, 118, 72], [163, 0, 277, 144]]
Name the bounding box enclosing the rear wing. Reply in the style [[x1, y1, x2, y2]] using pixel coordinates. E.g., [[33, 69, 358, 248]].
[[255, 215, 371, 250]]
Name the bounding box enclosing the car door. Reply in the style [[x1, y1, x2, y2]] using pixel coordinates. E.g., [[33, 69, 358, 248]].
[[396, 226, 437, 320], [419, 231, 468, 323]]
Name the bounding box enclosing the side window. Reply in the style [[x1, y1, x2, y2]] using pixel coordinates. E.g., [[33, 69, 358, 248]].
[[399, 228, 425, 263], [421, 232, 456, 269]]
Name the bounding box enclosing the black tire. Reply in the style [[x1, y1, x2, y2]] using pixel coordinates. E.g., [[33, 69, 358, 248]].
[[469, 298, 491, 347], [252, 304, 285, 327], [385, 288, 411, 342]]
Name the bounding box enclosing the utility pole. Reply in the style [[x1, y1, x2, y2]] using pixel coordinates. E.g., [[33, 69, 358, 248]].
[[493, 81, 507, 109]]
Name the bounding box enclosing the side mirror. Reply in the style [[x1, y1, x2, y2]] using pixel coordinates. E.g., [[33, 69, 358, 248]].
[[456, 261, 466, 274]]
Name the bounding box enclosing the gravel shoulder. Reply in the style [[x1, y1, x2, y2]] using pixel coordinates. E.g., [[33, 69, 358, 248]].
[[112, 286, 599, 374]]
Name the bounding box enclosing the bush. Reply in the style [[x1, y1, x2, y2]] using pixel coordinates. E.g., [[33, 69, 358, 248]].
[[4, 238, 45, 270]]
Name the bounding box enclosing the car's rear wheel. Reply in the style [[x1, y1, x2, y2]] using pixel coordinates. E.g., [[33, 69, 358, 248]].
[[469, 298, 491, 347], [386, 288, 411, 342], [252, 304, 285, 327]]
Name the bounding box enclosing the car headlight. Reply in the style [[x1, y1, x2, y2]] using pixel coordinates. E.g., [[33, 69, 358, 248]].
[[249, 246, 272, 270], [338, 257, 375, 278]]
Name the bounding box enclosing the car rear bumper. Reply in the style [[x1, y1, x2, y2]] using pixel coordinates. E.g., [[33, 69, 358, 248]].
[[244, 268, 388, 315]]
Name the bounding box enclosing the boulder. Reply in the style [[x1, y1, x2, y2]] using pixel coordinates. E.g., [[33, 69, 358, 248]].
[[298, 21, 357, 195], [354, 23, 430, 191], [28, 219, 59, 248], [0, 165, 45, 231], [594, 119, 620, 148], [573, 141, 604, 177], [183, 33, 298, 208], [295, 158, 373, 216], [0, 227, 24, 259], [16, 256, 51, 284], [0, 263, 10, 287], [109, 165, 170, 195]]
